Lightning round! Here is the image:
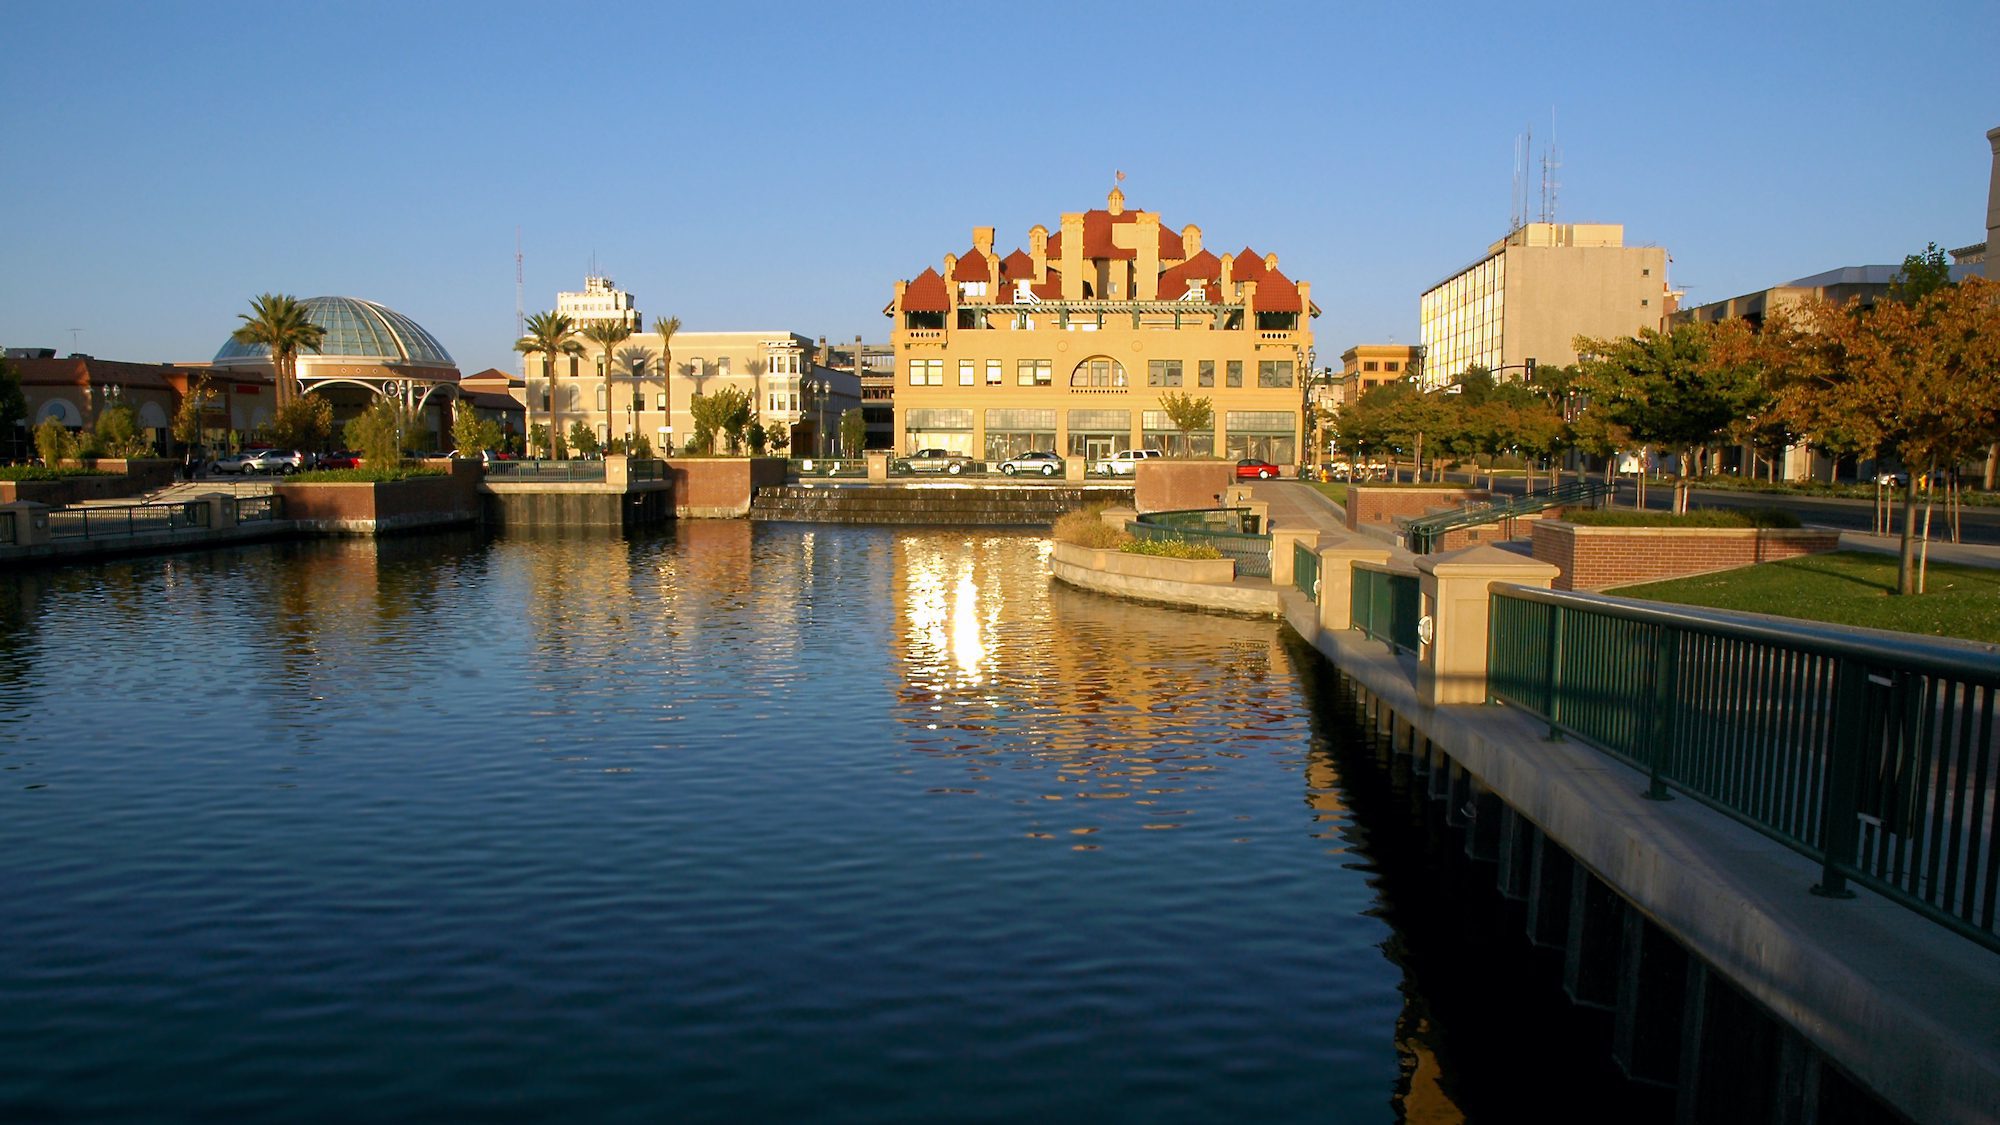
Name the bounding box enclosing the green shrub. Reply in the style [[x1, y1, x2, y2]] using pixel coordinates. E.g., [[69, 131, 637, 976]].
[[1121, 536, 1225, 560], [287, 467, 447, 484], [1052, 504, 1132, 548], [1565, 507, 1802, 529], [0, 465, 107, 481]]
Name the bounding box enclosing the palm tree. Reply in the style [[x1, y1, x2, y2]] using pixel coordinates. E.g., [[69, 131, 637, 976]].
[[515, 310, 582, 457], [581, 320, 633, 452], [231, 293, 326, 411], [654, 315, 680, 454]]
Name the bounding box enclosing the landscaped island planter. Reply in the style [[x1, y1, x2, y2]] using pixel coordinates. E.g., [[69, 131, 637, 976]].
[[1532, 519, 1842, 591], [275, 465, 481, 535], [1049, 540, 1279, 616]]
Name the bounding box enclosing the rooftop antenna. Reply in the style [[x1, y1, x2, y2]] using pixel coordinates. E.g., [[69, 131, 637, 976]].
[[68, 327, 82, 353], [1539, 107, 1562, 225], [1510, 126, 1531, 231], [514, 227, 524, 341]]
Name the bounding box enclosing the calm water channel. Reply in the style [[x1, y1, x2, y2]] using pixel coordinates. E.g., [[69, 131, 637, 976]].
[[0, 525, 1662, 1122]]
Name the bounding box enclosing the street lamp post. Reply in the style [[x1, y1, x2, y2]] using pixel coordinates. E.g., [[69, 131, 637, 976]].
[[813, 379, 829, 457]]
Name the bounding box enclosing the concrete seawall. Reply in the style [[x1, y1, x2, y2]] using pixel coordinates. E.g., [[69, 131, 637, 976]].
[[1278, 587, 2000, 1125]]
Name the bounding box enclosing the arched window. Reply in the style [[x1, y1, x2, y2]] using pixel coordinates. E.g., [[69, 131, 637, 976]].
[[1068, 356, 1127, 388]]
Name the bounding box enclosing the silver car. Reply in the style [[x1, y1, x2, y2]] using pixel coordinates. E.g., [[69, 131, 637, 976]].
[[997, 451, 1063, 477]]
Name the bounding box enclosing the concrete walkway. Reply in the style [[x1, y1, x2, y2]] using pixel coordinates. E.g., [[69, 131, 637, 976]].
[[1250, 480, 1417, 561], [1837, 530, 2000, 570]]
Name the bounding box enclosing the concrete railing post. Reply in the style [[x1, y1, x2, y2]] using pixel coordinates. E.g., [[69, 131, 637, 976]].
[[1270, 527, 1322, 587], [196, 493, 238, 530], [0, 501, 50, 546], [1416, 544, 1560, 707], [1315, 542, 1391, 633], [605, 453, 631, 489], [866, 449, 891, 482]]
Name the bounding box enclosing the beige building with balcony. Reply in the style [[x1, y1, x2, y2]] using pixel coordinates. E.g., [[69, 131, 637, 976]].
[[1418, 223, 1674, 389], [525, 328, 860, 455], [886, 187, 1319, 465]]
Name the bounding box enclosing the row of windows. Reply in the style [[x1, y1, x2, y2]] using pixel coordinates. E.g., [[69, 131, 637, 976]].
[[1357, 359, 1404, 372], [908, 357, 1295, 389]]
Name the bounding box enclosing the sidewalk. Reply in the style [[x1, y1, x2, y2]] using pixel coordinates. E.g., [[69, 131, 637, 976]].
[[1251, 481, 1417, 562], [1837, 531, 2000, 570]]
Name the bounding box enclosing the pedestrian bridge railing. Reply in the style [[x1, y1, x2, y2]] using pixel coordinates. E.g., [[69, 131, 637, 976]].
[[1488, 586, 2000, 954], [1293, 540, 1320, 599], [485, 460, 608, 483], [1351, 561, 1421, 656], [48, 500, 213, 540], [1131, 508, 1272, 578]]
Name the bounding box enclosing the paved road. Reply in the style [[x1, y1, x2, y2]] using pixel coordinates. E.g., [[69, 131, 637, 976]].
[[1446, 473, 2000, 545]]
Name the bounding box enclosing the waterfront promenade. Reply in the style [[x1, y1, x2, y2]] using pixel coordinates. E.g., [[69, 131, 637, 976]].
[[1240, 479, 2000, 1124]]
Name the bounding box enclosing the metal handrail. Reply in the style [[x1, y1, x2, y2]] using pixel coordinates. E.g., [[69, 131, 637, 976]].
[[1293, 540, 1320, 599], [1489, 584, 2000, 953], [1131, 508, 1272, 577], [45, 500, 214, 540], [1351, 561, 1421, 655], [1405, 479, 1610, 553], [484, 460, 608, 483]]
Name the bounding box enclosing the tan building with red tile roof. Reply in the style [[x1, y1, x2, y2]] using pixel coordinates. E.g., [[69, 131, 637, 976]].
[[886, 187, 1319, 467]]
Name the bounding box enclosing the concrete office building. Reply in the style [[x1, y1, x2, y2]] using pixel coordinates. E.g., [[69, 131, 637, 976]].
[[1419, 223, 1674, 389], [886, 187, 1319, 465]]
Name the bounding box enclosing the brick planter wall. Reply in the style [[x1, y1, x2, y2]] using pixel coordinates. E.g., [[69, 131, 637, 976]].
[[1133, 460, 1235, 514], [0, 459, 178, 505], [1346, 486, 1489, 530], [663, 457, 789, 518], [1532, 520, 1843, 591], [276, 469, 480, 535]]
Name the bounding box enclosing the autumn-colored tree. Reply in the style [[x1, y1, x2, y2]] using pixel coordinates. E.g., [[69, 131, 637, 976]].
[[1775, 277, 2000, 593]]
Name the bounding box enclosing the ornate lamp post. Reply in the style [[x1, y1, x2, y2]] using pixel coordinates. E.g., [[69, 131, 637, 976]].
[[812, 378, 829, 457]]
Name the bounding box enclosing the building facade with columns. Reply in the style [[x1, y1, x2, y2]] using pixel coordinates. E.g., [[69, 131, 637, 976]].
[[885, 187, 1319, 466]]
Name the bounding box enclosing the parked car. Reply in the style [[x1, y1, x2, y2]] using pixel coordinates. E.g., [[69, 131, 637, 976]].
[[892, 448, 975, 475], [246, 449, 307, 474], [1235, 458, 1281, 480], [997, 451, 1063, 477], [1094, 449, 1163, 476], [210, 451, 258, 474], [318, 450, 361, 470]]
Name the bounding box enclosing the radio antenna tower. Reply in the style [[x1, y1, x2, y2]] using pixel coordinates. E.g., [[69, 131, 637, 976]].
[[514, 226, 525, 341], [1510, 126, 1532, 232], [1539, 108, 1562, 224]]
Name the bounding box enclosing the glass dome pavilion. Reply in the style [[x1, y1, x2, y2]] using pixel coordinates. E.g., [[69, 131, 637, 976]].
[[213, 296, 457, 368]]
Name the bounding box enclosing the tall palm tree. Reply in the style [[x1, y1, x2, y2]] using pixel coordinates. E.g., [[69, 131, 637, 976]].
[[231, 293, 325, 412], [581, 320, 633, 451], [515, 310, 582, 457], [653, 315, 680, 454]]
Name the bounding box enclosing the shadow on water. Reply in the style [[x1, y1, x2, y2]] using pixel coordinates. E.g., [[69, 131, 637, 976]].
[[1285, 630, 1675, 1125]]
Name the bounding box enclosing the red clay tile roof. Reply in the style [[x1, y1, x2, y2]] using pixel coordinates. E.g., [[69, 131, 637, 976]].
[[951, 249, 990, 282], [1254, 267, 1303, 312], [998, 249, 1035, 278], [1031, 268, 1064, 301], [1045, 209, 1153, 261], [902, 267, 951, 312], [10, 357, 190, 389], [1158, 226, 1185, 260], [1156, 250, 1222, 302]]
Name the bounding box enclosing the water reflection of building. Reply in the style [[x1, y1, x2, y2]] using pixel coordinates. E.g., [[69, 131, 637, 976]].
[[888, 534, 1315, 843]]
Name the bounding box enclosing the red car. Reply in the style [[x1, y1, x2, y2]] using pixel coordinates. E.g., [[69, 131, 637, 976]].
[[1235, 458, 1281, 480], [318, 450, 361, 470]]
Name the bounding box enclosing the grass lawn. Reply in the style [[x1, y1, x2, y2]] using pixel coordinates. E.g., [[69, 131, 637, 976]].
[[1609, 551, 2000, 644]]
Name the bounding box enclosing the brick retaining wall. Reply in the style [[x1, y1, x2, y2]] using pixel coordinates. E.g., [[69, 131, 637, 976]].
[[1532, 520, 1842, 590], [1346, 486, 1488, 530]]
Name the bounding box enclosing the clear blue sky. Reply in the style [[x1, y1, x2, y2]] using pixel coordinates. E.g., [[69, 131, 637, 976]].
[[3, 1, 1995, 376]]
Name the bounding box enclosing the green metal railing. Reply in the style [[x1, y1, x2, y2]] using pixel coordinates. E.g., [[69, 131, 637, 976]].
[[628, 458, 660, 482], [1131, 508, 1272, 577], [1352, 562, 1421, 655], [1489, 586, 2000, 953], [1404, 479, 1611, 553], [484, 460, 608, 483], [1293, 540, 1321, 599], [237, 495, 282, 523], [47, 500, 213, 540]]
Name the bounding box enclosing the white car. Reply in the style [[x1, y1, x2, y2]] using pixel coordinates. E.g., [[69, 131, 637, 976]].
[[1094, 449, 1163, 476]]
